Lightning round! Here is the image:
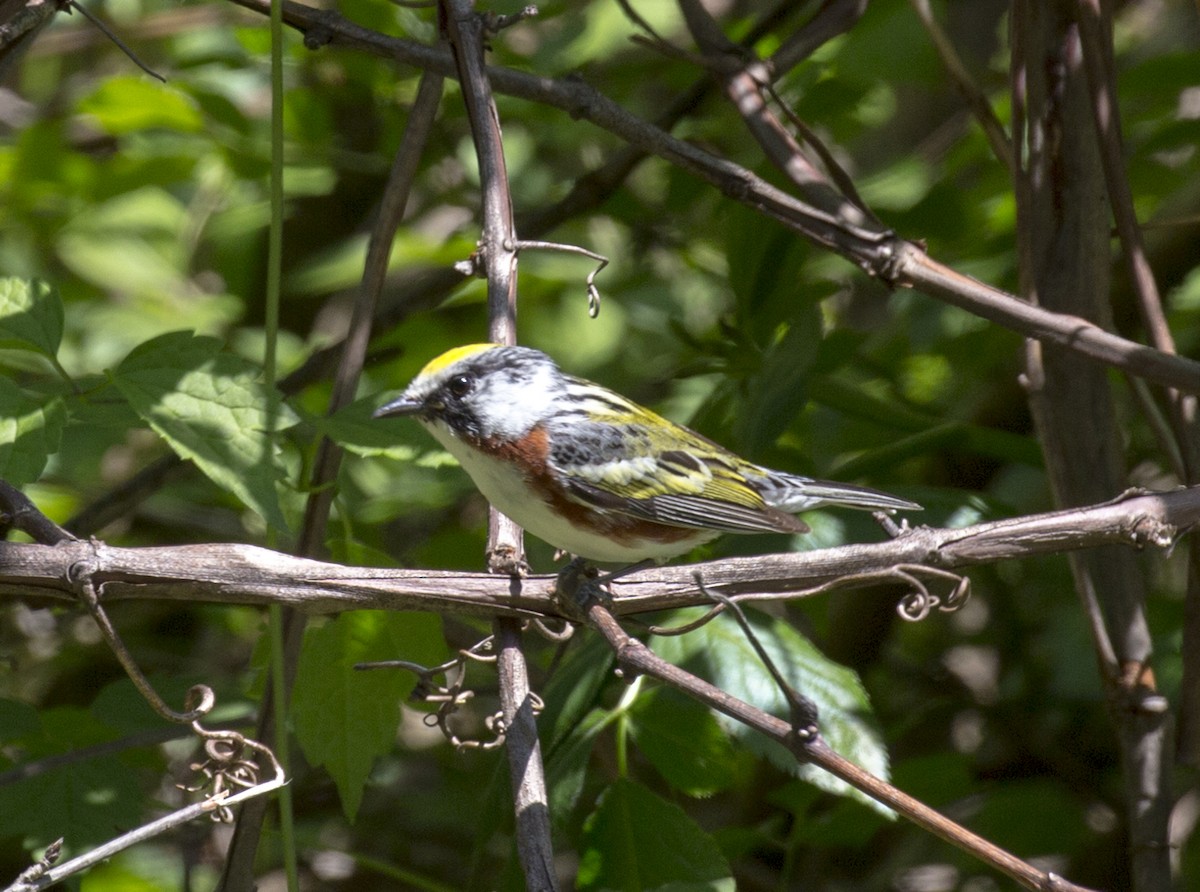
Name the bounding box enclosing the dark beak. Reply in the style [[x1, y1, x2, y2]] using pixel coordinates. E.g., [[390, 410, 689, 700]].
[[373, 395, 424, 418]]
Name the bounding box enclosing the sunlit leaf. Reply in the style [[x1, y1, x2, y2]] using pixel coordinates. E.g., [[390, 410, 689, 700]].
[[652, 610, 891, 816], [0, 380, 65, 487], [0, 277, 63, 357], [110, 331, 297, 531]]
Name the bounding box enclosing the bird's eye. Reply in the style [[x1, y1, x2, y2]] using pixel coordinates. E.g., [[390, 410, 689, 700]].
[[447, 374, 473, 399]]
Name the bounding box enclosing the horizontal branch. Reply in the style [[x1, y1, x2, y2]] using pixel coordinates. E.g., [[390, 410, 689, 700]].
[[220, 0, 1200, 395], [2, 488, 1195, 617]]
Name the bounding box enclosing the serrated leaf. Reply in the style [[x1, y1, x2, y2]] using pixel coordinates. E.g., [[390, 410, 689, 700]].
[[577, 778, 734, 892], [630, 687, 736, 797], [652, 610, 891, 816], [0, 380, 65, 486], [110, 331, 297, 531], [0, 277, 63, 357], [291, 611, 446, 820]]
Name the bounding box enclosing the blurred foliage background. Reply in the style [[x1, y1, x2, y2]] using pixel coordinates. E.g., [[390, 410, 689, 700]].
[[2, 0, 1200, 889]]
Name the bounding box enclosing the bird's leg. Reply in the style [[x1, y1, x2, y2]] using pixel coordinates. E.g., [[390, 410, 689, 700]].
[[487, 542, 531, 577], [595, 558, 656, 584]]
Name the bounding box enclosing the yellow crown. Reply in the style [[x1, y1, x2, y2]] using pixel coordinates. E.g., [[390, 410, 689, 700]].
[[418, 343, 498, 376]]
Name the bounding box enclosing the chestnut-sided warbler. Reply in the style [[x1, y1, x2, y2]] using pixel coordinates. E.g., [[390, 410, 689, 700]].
[[374, 344, 920, 563]]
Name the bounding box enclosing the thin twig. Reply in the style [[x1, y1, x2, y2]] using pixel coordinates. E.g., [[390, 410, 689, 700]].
[[579, 599, 1100, 892], [221, 0, 1200, 395], [909, 0, 1013, 171], [4, 738, 284, 892], [63, 0, 166, 81]]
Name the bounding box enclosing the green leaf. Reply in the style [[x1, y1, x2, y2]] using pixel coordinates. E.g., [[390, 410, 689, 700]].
[[0, 277, 63, 357], [0, 708, 145, 851], [723, 204, 814, 346], [291, 610, 447, 820], [57, 188, 192, 299], [629, 687, 737, 798], [320, 396, 427, 460], [0, 698, 40, 743], [735, 311, 822, 456], [78, 76, 204, 135], [652, 610, 891, 816], [537, 636, 618, 828], [110, 331, 297, 531], [540, 633, 618, 750], [545, 707, 608, 830], [0, 379, 65, 487], [577, 778, 735, 892]]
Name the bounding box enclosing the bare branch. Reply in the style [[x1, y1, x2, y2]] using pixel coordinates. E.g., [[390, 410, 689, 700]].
[[581, 601, 1101, 892], [440, 1, 553, 886], [220, 0, 1200, 395], [3, 487, 1196, 617], [909, 0, 1013, 171]]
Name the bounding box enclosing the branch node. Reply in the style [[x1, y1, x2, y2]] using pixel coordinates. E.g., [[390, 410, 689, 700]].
[[302, 12, 338, 50], [482, 5, 537, 34], [454, 247, 487, 278], [487, 542, 529, 577], [12, 839, 63, 886]]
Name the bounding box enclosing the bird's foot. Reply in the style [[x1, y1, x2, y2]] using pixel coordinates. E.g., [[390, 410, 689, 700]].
[[487, 543, 530, 577], [553, 557, 612, 623]]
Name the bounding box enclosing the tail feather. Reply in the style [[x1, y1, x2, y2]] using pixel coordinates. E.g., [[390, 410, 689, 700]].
[[759, 473, 921, 514]]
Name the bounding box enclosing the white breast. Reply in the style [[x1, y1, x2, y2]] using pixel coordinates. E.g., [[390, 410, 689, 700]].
[[420, 420, 712, 563]]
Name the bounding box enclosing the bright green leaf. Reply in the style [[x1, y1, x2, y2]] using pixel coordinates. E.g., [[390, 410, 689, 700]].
[[652, 610, 891, 816], [0, 380, 65, 487], [110, 331, 297, 531], [291, 610, 446, 820], [629, 687, 736, 798], [78, 76, 204, 135], [577, 778, 734, 892], [56, 188, 191, 299], [0, 277, 63, 357]]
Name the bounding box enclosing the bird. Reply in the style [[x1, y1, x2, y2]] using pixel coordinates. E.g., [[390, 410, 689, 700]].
[[374, 343, 920, 564]]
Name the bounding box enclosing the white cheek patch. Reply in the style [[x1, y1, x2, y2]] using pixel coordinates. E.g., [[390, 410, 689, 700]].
[[473, 363, 560, 440]]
